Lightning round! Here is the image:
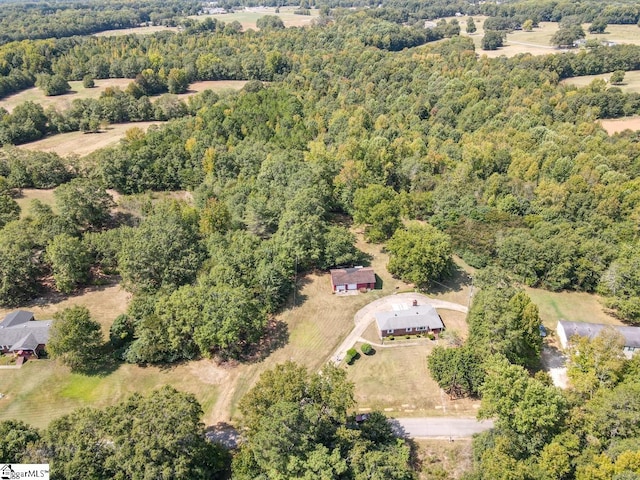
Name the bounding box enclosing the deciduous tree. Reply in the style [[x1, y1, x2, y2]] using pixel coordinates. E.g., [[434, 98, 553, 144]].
[[47, 306, 103, 372], [386, 222, 452, 287]]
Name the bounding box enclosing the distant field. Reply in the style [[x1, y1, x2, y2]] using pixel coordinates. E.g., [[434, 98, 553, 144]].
[[561, 70, 640, 93], [0, 79, 133, 113], [190, 6, 318, 30], [454, 17, 640, 58], [599, 116, 640, 134], [93, 25, 180, 37], [1, 79, 247, 115], [19, 122, 162, 157]]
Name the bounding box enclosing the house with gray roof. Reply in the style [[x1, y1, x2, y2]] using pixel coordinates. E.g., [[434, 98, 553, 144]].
[[557, 320, 640, 358], [375, 303, 444, 339], [0, 311, 52, 358]]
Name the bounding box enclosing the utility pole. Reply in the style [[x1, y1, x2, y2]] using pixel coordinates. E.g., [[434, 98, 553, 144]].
[[292, 255, 298, 309]]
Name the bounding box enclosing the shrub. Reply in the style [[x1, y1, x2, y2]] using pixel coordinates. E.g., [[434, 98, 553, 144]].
[[83, 75, 95, 88], [388, 336, 395, 341], [346, 347, 358, 364], [427, 333, 436, 340], [361, 343, 373, 355]]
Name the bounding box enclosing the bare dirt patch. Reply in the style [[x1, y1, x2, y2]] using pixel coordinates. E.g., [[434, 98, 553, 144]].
[[599, 116, 640, 135], [19, 122, 162, 157]]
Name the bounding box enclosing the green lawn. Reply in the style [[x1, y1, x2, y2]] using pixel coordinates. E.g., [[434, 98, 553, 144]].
[[345, 343, 479, 417], [524, 287, 620, 329], [15, 188, 57, 219], [0, 359, 221, 429]]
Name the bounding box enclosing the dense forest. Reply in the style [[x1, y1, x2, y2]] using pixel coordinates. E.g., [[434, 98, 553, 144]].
[[1, 0, 640, 477]]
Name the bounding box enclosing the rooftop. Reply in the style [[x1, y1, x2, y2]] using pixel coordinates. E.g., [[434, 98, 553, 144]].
[[375, 305, 444, 331], [0, 311, 52, 351], [559, 320, 640, 348], [330, 266, 376, 286]]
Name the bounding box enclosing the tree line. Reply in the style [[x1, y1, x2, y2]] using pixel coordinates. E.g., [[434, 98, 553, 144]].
[[0, 0, 199, 45]]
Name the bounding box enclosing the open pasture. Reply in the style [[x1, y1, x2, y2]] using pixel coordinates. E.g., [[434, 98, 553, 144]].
[[93, 25, 180, 37], [19, 121, 162, 157], [190, 6, 318, 30], [561, 70, 640, 94], [0, 79, 132, 114]]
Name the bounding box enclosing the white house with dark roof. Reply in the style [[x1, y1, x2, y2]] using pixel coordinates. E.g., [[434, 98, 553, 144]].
[[557, 320, 640, 358], [0, 310, 52, 357], [375, 304, 444, 339]]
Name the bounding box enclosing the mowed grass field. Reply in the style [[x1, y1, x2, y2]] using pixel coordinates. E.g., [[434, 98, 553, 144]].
[[93, 25, 180, 37], [561, 70, 640, 93], [524, 287, 621, 330], [15, 188, 57, 219], [1, 79, 247, 115], [599, 116, 640, 134], [454, 17, 640, 58], [0, 79, 132, 113], [346, 343, 479, 417], [190, 6, 318, 30], [19, 122, 161, 157]]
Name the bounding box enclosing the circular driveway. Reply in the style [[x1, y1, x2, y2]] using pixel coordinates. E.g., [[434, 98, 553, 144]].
[[329, 293, 467, 364]]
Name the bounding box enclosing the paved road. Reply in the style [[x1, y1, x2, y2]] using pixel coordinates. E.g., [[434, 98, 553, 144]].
[[391, 417, 494, 439], [206, 417, 494, 447], [329, 293, 468, 364]]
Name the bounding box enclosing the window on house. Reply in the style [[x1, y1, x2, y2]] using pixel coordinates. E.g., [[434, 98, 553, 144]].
[[387, 329, 394, 334], [406, 327, 412, 332]]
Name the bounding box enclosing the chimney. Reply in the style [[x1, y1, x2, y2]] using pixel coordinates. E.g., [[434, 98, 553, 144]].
[[412, 299, 418, 307]]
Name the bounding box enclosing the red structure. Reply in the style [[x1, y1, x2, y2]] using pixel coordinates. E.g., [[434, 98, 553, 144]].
[[330, 267, 376, 292]]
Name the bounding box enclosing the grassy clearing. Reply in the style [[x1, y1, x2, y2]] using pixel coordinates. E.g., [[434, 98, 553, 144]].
[[345, 344, 479, 417], [0, 283, 130, 335], [15, 188, 57, 219], [1, 79, 246, 115], [93, 25, 180, 37], [189, 6, 318, 30], [524, 287, 620, 330], [0, 360, 221, 429], [19, 122, 162, 157], [415, 438, 473, 480], [214, 233, 414, 423], [599, 116, 640, 134], [452, 17, 640, 58], [561, 70, 640, 93], [426, 255, 474, 307], [0, 79, 132, 114]]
